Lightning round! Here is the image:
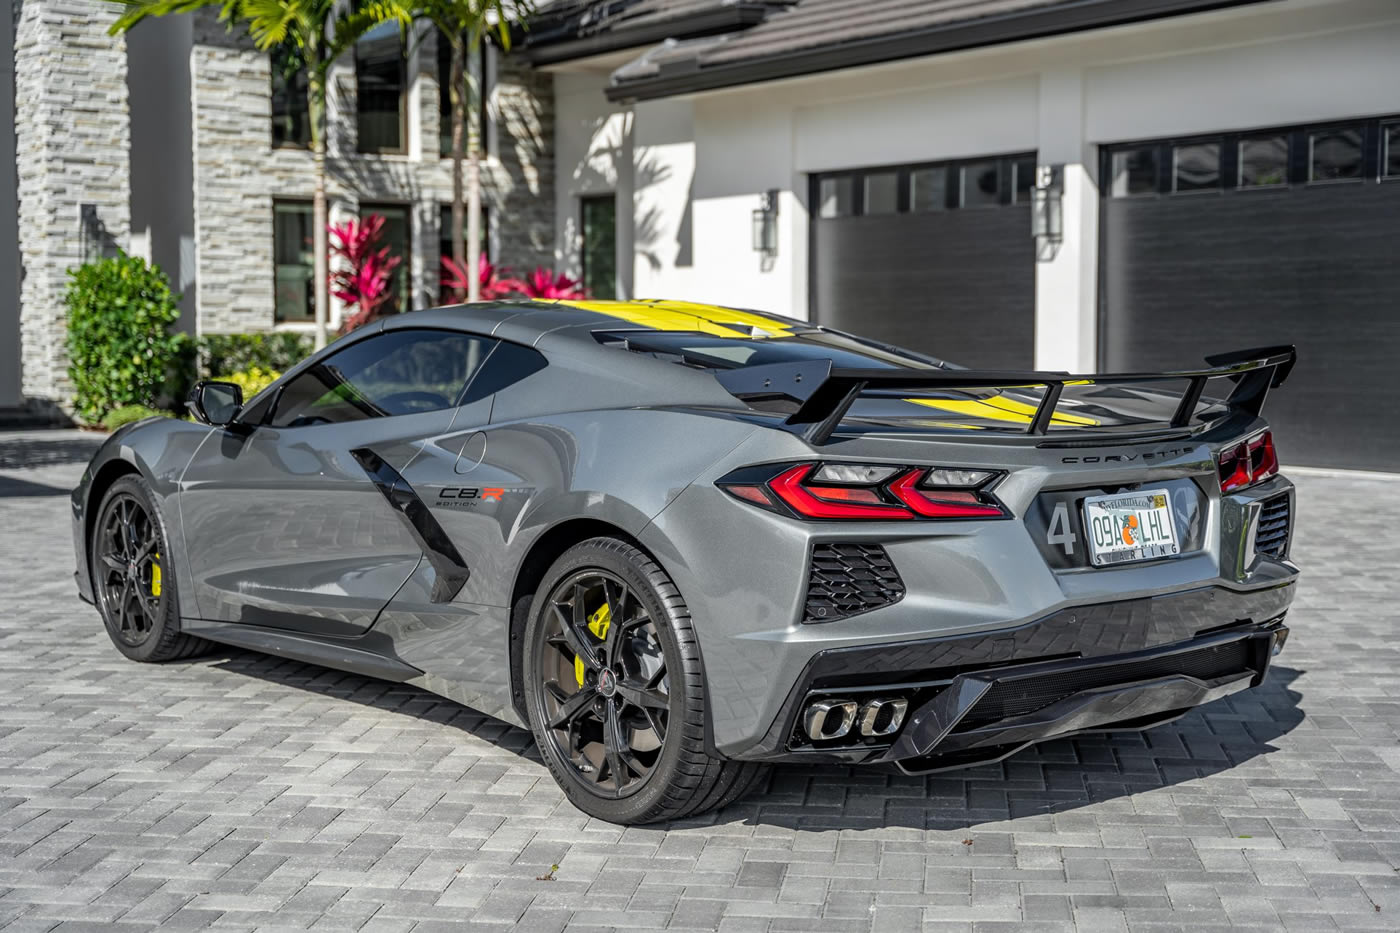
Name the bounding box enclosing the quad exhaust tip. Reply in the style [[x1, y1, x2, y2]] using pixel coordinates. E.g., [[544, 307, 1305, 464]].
[[804, 697, 908, 741]]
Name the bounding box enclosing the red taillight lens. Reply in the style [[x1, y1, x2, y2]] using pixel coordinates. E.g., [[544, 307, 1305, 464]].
[[1218, 431, 1279, 493], [720, 463, 1008, 521], [768, 465, 912, 520], [888, 471, 1006, 518]]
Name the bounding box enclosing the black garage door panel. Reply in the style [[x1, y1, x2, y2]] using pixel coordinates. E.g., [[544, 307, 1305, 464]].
[[814, 207, 1035, 370], [1103, 184, 1400, 471]]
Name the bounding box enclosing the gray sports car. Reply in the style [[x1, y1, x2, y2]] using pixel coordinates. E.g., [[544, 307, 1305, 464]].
[[72, 300, 1299, 824]]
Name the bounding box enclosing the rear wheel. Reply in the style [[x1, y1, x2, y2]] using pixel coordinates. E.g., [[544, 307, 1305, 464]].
[[522, 537, 767, 824], [91, 475, 210, 662]]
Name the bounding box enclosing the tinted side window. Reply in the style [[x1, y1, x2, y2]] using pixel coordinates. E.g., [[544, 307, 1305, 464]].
[[271, 330, 494, 427], [461, 341, 548, 405]]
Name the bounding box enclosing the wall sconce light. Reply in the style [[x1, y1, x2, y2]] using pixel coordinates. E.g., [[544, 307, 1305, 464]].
[[1030, 165, 1063, 249], [752, 189, 779, 257]]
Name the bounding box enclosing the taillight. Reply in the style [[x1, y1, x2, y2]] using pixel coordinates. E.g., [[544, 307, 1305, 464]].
[[1217, 431, 1279, 493], [718, 462, 1008, 521]]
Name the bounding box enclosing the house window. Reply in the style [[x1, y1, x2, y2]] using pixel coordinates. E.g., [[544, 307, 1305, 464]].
[[1386, 124, 1400, 178], [862, 172, 898, 215], [818, 176, 854, 218], [356, 21, 406, 154], [1238, 135, 1288, 188], [438, 38, 491, 158], [273, 201, 314, 323], [580, 195, 616, 300], [1309, 127, 1364, 182], [1173, 143, 1220, 192], [360, 203, 412, 312], [271, 45, 310, 148], [1110, 148, 1158, 197]]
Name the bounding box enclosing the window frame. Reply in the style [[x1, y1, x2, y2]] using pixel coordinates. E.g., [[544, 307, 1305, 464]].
[[270, 45, 311, 150], [1103, 114, 1397, 198], [272, 198, 316, 324], [809, 151, 1037, 219], [359, 201, 413, 313], [355, 22, 409, 155], [438, 38, 492, 159], [580, 193, 618, 300]]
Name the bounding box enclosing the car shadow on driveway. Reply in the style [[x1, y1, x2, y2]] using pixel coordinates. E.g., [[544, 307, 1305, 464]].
[[199, 646, 1303, 830]]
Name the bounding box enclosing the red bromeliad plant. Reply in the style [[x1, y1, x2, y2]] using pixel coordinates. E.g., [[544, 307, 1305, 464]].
[[440, 254, 525, 302], [518, 267, 587, 300], [331, 214, 403, 334]]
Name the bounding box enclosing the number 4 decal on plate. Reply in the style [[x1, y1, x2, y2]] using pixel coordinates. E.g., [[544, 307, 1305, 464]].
[[1048, 501, 1077, 556]]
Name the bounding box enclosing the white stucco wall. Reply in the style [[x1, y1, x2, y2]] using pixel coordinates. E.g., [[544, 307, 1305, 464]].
[[552, 0, 1400, 368]]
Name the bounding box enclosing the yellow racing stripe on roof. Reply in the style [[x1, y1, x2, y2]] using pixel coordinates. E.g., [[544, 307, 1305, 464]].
[[550, 299, 798, 338]]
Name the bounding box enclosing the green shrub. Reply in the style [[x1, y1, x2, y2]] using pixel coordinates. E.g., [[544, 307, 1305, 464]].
[[198, 333, 310, 378], [65, 254, 187, 424], [102, 404, 172, 431], [218, 366, 281, 400]]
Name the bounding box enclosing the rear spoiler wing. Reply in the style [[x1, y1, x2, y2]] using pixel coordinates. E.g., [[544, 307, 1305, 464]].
[[715, 346, 1296, 445]]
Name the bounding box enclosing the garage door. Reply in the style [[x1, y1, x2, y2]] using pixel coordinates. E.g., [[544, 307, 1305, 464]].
[[810, 154, 1037, 369], [1101, 117, 1400, 472]]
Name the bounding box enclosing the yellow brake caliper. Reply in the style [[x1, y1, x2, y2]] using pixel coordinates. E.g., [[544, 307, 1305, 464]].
[[574, 602, 611, 686], [151, 552, 162, 597]]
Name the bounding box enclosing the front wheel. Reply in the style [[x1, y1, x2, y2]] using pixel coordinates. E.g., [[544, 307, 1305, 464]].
[[522, 537, 766, 824], [90, 475, 210, 663]]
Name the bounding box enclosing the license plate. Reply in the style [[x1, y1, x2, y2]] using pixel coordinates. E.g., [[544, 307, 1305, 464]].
[[1083, 489, 1179, 566]]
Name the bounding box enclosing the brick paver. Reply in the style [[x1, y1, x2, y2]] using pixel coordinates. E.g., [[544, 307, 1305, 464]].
[[1, 429, 1397, 931]]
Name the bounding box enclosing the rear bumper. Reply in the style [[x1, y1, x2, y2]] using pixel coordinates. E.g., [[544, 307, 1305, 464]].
[[734, 582, 1292, 769]]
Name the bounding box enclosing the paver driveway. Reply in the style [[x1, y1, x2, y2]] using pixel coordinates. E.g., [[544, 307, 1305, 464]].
[[2, 429, 1398, 932]]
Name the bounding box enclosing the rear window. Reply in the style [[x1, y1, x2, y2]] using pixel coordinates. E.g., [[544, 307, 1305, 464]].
[[594, 329, 950, 371]]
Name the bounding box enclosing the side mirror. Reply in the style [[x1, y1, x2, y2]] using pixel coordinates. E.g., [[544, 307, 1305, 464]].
[[188, 380, 243, 426]]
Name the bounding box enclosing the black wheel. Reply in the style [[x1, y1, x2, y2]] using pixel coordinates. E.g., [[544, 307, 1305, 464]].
[[91, 475, 210, 663], [522, 537, 767, 824]]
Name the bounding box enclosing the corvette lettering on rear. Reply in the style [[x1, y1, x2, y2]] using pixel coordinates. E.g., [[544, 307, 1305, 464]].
[[1061, 446, 1191, 464]]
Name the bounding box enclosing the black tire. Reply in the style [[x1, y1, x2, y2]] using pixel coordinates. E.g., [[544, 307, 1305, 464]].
[[90, 475, 210, 663], [522, 537, 766, 824]]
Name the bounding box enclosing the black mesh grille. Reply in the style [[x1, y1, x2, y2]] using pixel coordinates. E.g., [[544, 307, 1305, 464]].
[[1255, 494, 1291, 559], [804, 543, 904, 622], [954, 639, 1252, 731]]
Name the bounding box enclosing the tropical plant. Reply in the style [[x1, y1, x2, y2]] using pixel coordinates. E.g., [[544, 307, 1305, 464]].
[[409, 0, 535, 302], [111, 0, 409, 350], [440, 253, 523, 302], [330, 214, 403, 333], [518, 267, 587, 300], [218, 366, 282, 399], [65, 254, 187, 424]]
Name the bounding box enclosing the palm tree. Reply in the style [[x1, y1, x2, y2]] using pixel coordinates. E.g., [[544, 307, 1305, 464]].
[[111, 1, 408, 349], [411, 1, 533, 302]]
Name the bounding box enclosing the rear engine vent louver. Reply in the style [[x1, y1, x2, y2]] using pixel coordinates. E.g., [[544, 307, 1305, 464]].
[[804, 543, 904, 622], [1255, 493, 1292, 560]]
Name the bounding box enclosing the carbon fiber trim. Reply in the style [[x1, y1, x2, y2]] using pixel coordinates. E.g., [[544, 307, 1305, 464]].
[[351, 447, 470, 603]]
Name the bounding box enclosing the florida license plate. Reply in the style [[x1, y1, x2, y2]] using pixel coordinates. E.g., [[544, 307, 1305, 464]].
[[1083, 489, 1179, 566]]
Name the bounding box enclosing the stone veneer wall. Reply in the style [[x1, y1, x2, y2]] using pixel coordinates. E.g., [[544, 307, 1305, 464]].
[[189, 12, 555, 335], [14, 0, 131, 406]]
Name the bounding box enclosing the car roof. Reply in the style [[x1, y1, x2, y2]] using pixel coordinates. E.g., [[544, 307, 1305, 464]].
[[382, 298, 812, 347]]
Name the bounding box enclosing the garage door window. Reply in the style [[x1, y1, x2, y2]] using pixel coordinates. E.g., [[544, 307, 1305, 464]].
[[1310, 128, 1364, 182], [1110, 148, 1157, 197], [863, 172, 899, 215], [1239, 136, 1288, 188], [1173, 143, 1220, 192], [1109, 117, 1397, 197], [818, 177, 855, 218], [910, 167, 947, 211]]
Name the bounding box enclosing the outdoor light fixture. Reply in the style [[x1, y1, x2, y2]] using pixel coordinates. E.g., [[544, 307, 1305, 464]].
[[1031, 165, 1063, 249], [752, 189, 779, 257]]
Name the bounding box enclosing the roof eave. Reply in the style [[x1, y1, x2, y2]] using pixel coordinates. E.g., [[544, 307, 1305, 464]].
[[523, 5, 771, 67], [603, 0, 1273, 103]]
